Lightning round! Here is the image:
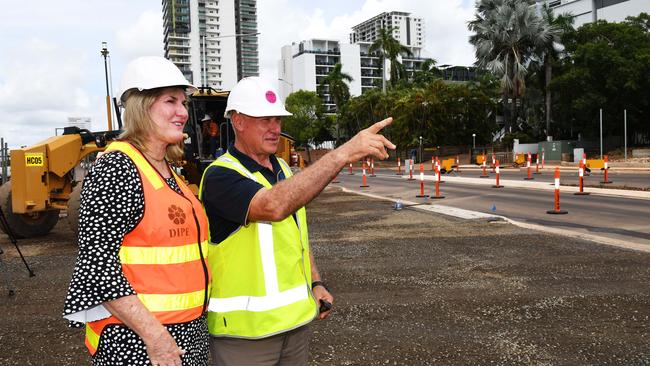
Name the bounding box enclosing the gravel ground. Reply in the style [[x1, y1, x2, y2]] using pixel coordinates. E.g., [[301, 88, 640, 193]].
[[1, 188, 649, 365]]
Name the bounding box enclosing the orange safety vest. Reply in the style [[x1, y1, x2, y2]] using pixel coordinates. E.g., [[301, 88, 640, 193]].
[[84, 141, 211, 356]]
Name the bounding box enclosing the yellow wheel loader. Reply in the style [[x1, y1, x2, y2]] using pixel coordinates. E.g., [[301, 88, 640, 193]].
[[1, 88, 294, 239]]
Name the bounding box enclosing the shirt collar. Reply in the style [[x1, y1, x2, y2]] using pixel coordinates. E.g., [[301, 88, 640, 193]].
[[228, 143, 281, 174]]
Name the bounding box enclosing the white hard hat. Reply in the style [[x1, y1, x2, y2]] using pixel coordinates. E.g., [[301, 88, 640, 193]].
[[201, 114, 212, 121], [225, 77, 292, 118], [119, 56, 197, 104]]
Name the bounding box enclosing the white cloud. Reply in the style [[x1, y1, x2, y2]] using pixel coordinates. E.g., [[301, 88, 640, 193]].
[[258, 0, 476, 83], [0, 3, 163, 149], [0, 1, 477, 149], [116, 10, 164, 61]]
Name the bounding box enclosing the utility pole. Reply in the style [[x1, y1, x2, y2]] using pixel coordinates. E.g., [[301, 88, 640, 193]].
[[101, 42, 112, 131], [623, 109, 627, 161], [599, 108, 603, 159]]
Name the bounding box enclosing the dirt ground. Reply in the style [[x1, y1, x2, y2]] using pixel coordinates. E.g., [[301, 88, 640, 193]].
[[1, 189, 649, 365]]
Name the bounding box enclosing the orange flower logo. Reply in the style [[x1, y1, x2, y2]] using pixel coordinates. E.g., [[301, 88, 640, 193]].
[[168, 205, 186, 225]]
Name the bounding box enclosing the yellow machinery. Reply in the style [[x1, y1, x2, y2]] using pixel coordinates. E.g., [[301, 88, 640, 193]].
[[1, 88, 294, 238], [585, 159, 604, 170], [0, 128, 118, 238], [513, 153, 526, 167], [439, 158, 457, 174]]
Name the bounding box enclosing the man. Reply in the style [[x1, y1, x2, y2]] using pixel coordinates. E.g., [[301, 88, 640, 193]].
[[200, 77, 394, 365], [201, 114, 219, 157]]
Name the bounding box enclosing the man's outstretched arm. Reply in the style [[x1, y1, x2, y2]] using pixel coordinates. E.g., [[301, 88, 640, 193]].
[[248, 118, 396, 222]]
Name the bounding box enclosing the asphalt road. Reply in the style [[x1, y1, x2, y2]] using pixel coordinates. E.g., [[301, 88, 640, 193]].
[[457, 167, 650, 189], [333, 171, 650, 250]]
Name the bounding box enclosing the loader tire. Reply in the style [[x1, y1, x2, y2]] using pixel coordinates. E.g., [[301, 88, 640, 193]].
[[0, 182, 60, 239], [67, 184, 82, 238]]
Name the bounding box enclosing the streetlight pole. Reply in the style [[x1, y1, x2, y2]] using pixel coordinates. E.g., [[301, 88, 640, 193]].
[[472, 133, 476, 149], [100, 42, 112, 131], [419, 136, 423, 163]]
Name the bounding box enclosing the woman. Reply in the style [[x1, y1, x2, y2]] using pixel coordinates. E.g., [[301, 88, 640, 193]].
[[63, 56, 211, 366]]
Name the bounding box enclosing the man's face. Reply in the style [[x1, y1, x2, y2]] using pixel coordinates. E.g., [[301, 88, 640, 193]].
[[234, 112, 282, 156]]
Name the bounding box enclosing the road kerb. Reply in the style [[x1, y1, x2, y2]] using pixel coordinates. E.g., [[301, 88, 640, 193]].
[[335, 186, 650, 254]]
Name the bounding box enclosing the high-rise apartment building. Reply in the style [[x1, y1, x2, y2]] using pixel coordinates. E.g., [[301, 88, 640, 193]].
[[162, 0, 259, 91], [537, 0, 649, 28], [279, 12, 432, 113], [349, 11, 424, 56]]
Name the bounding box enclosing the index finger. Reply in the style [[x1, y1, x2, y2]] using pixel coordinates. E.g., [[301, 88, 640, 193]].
[[366, 117, 393, 134]]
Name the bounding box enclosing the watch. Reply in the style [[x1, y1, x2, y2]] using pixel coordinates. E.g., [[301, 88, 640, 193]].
[[311, 280, 328, 291]]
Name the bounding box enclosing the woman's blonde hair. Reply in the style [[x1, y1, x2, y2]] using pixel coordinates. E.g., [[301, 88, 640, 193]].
[[119, 87, 186, 162]]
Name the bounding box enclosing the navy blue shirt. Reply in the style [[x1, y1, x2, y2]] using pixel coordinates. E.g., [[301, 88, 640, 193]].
[[201, 144, 288, 243]]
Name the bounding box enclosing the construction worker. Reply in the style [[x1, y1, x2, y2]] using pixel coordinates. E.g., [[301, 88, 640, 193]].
[[199, 77, 395, 365], [201, 114, 219, 158], [63, 56, 211, 366]]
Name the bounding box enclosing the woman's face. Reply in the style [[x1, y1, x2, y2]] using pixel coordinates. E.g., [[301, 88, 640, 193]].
[[148, 88, 189, 145]]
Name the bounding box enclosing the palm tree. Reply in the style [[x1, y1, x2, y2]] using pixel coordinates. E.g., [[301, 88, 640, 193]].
[[369, 27, 413, 93], [538, 4, 574, 138], [413, 58, 440, 85], [468, 0, 552, 127], [320, 63, 353, 145]]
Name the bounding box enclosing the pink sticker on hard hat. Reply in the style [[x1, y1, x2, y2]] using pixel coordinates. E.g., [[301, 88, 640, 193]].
[[265, 91, 277, 103]]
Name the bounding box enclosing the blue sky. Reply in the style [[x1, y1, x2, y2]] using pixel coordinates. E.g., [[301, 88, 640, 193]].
[[0, 0, 477, 149]]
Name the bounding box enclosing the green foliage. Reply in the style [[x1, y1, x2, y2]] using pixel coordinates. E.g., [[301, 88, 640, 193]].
[[338, 77, 500, 153], [468, 0, 554, 125], [283, 90, 331, 152], [369, 27, 414, 91], [552, 13, 650, 140]]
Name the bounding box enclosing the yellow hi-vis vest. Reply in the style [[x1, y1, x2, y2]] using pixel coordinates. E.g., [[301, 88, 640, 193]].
[[199, 152, 318, 339]]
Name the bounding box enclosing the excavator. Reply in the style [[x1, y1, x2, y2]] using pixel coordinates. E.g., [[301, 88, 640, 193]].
[[1, 88, 294, 238]]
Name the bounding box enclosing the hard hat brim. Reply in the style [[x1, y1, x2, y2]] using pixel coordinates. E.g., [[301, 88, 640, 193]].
[[224, 105, 293, 119]]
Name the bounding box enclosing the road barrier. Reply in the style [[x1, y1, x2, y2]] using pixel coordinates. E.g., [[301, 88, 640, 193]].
[[348, 162, 354, 175], [480, 159, 489, 178], [360, 162, 369, 188], [396, 157, 402, 175], [431, 156, 435, 171], [493, 160, 503, 188], [524, 152, 534, 180], [370, 158, 376, 177], [575, 160, 590, 196], [432, 166, 445, 199], [534, 155, 541, 175], [416, 163, 429, 198], [542, 151, 545, 169], [491, 153, 496, 173], [408, 159, 415, 180], [601, 155, 612, 184], [547, 167, 568, 214]]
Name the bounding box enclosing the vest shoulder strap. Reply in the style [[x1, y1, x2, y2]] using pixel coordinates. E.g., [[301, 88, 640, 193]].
[[104, 141, 164, 190]]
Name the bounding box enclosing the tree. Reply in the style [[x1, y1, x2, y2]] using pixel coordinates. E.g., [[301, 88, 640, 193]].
[[320, 63, 353, 145], [412, 58, 441, 86], [284, 90, 330, 162], [468, 0, 552, 127], [369, 27, 413, 93], [552, 13, 650, 142], [537, 4, 574, 138]]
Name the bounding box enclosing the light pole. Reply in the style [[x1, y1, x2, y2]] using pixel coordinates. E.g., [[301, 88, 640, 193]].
[[100, 42, 112, 131], [419, 136, 423, 163], [472, 133, 476, 149]]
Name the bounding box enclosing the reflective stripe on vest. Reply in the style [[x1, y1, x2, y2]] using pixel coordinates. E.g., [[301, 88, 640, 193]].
[[119, 241, 209, 265], [199, 152, 318, 339], [84, 141, 210, 355]]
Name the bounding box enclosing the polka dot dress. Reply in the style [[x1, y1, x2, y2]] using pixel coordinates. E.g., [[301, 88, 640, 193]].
[[63, 151, 209, 365]]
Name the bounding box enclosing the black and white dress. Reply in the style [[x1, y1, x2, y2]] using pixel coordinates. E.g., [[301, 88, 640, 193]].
[[63, 151, 209, 366]]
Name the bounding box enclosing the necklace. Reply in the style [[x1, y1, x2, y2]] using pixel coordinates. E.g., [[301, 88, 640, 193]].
[[143, 151, 166, 163]]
